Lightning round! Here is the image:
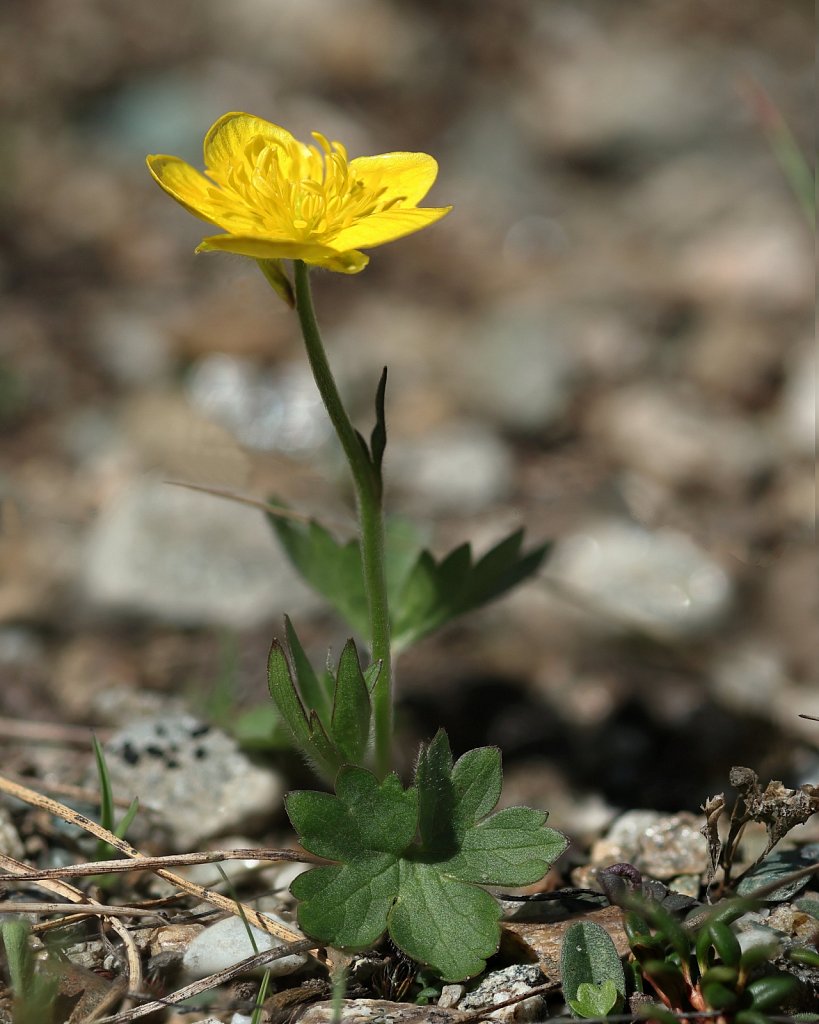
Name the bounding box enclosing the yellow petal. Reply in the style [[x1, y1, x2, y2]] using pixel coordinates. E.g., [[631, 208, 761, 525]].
[[330, 206, 452, 250], [203, 112, 295, 174], [348, 152, 441, 206], [146, 155, 221, 224], [197, 233, 369, 273]]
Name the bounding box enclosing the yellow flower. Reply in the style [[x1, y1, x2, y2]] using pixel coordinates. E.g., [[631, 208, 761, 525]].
[[146, 112, 451, 274]]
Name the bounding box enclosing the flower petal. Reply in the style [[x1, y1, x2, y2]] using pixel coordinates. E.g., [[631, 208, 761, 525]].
[[146, 155, 221, 224], [197, 233, 369, 273], [348, 152, 441, 206], [203, 112, 295, 174], [330, 206, 452, 250]]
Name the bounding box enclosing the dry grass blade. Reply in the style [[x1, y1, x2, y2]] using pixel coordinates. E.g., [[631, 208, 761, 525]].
[[0, 902, 169, 919], [92, 938, 319, 1024], [7, 847, 322, 882], [0, 773, 332, 968], [0, 851, 143, 1006]]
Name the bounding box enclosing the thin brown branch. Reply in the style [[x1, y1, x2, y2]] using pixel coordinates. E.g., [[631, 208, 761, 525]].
[[0, 773, 331, 968], [6, 847, 324, 882], [92, 938, 321, 1024], [0, 716, 109, 747]]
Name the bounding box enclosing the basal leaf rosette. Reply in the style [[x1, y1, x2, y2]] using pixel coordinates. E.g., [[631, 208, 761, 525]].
[[286, 730, 568, 981], [146, 112, 451, 276]]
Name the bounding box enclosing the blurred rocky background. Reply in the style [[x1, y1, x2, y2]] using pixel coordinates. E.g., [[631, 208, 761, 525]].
[[0, 0, 815, 847]]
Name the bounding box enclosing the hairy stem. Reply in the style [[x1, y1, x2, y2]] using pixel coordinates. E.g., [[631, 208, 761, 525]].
[[291, 260, 392, 777]]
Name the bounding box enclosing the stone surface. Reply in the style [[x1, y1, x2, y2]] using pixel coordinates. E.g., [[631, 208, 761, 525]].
[[83, 476, 317, 627], [503, 904, 629, 982], [547, 519, 732, 638], [588, 385, 776, 490], [461, 963, 548, 1021], [458, 306, 577, 434], [100, 713, 284, 849], [0, 806, 24, 859], [296, 999, 469, 1023], [182, 913, 308, 979], [390, 421, 514, 513], [590, 810, 709, 880]]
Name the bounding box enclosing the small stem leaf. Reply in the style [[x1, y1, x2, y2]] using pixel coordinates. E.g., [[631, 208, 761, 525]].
[[330, 640, 372, 765], [560, 921, 626, 1018], [267, 639, 312, 750], [286, 732, 568, 981], [115, 797, 140, 840], [388, 860, 502, 982], [266, 503, 371, 641], [745, 973, 797, 1011], [285, 616, 333, 724], [707, 921, 741, 967], [370, 366, 388, 480], [256, 258, 295, 307], [391, 531, 551, 652], [701, 982, 739, 1010], [306, 710, 343, 777]]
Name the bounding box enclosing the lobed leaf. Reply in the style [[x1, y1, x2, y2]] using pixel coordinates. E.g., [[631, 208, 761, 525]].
[[286, 730, 568, 980]]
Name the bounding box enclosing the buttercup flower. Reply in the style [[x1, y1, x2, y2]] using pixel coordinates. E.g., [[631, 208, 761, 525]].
[[147, 112, 451, 274]]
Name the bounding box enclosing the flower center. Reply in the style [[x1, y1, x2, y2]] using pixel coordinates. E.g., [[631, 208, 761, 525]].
[[211, 132, 401, 242]]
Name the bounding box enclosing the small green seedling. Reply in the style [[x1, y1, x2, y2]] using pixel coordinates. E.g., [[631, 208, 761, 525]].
[[622, 890, 799, 1020], [90, 735, 139, 886], [1, 920, 59, 1024], [560, 920, 626, 1018]]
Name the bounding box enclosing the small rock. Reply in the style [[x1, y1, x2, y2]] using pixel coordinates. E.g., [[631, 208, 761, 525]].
[[547, 519, 732, 638], [83, 476, 317, 627], [438, 983, 466, 1008], [458, 306, 577, 433], [0, 806, 24, 859], [100, 713, 284, 849], [391, 421, 514, 513], [186, 355, 332, 457], [296, 999, 469, 1022], [461, 964, 547, 1022], [591, 810, 709, 880], [588, 386, 776, 490], [182, 913, 308, 979], [780, 342, 816, 458]]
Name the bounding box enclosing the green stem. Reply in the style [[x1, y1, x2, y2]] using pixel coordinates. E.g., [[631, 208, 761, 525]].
[[291, 260, 392, 777]]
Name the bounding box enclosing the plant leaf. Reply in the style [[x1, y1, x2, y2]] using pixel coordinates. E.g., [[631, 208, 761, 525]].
[[266, 501, 548, 654], [736, 845, 819, 902], [391, 530, 551, 651], [287, 730, 568, 981], [330, 640, 372, 764], [561, 920, 626, 1018]]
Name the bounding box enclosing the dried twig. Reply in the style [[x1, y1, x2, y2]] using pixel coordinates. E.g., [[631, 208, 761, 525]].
[[0, 773, 330, 967]]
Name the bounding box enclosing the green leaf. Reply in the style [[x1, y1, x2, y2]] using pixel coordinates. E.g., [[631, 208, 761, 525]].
[[736, 847, 819, 902], [233, 702, 295, 750], [568, 979, 622, 1018], [746, 973, 797, 1011], [285, 615, 333, 726], [391, 530, 551, 651], [370, 366, 388, 480], [266, 500, 548, 654], [329, 640, 372, 764], [267, 511, 371, 641], [560, 921, 626, 1019], [256, 258, 295, 307], [287, 730, 567, 981], [267, 638, 341, 780]]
